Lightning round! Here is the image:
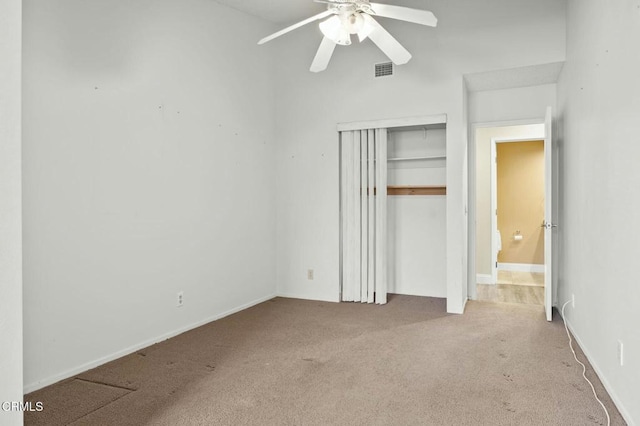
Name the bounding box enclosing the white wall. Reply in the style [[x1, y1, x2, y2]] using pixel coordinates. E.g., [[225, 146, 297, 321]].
[[274, 0, 566, 313], [0, 0, 23, 423], [557, 0, 640, 423], [468, 84, 557, 124], [388, 196, 447, 297], [22, 0, 278, 391]]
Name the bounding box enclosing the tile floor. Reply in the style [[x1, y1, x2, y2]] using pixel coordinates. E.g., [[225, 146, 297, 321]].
[[476, 270, 545, 305]]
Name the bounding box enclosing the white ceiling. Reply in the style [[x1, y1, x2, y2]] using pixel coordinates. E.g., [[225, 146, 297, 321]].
[[214, 0, 404, 24], [214, 0, 326, 24]]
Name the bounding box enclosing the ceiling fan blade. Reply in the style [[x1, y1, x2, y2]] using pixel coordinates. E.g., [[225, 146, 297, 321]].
[[258, 10, 333, 45], [362, 15, 411, 65], [369, 3, 437, 27], [310, 37, 337, 72]]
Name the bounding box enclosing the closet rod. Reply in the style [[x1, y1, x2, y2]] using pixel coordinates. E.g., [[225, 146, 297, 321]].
[[387, 186, 446, 196]]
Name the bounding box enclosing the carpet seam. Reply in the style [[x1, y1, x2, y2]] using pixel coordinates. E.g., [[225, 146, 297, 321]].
[[65, 391, 134, 426], [73, 377, 138, 392]]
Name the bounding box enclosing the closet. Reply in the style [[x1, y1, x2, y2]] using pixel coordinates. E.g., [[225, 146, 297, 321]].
[[387, 123, 447, 298]]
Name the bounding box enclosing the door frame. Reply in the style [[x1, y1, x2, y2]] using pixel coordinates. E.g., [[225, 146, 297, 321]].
[[467, 118, 544, 301]]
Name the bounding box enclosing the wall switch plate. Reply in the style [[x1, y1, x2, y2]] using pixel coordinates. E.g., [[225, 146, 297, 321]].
[[177, 291, 184, 307], [307, 269, 314, 280], [618, 340, 624, 366]]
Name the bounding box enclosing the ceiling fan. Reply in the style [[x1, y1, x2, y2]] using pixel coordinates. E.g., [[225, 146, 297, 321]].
[[258, 0, 438, 72]]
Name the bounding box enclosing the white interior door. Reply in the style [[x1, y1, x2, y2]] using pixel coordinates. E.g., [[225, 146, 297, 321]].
[[543, 106, 554, 321]]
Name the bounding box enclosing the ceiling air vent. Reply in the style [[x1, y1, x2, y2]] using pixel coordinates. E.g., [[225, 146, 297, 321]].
[[375, 62, 393, 78]]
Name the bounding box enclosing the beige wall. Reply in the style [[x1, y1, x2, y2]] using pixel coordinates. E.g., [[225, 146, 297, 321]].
[[497, 141, 544, 265], [475, 125, 544, 275]]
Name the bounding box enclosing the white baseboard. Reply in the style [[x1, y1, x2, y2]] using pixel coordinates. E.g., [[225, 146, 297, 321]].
[[476, 274, 494, 285], [277, 292, 340, 303], [23, 293, 277, 394], [497, 263, 545, 273], [562, 315, 635, 426]]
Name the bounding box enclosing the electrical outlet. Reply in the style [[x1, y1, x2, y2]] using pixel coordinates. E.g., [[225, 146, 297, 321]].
[[307, 269, 314, 280], [177, 291, 184, 307], [618, 340, 624, 366], [571, 294, 575, 308]]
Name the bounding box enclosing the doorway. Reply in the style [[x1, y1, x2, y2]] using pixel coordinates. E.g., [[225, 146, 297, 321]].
[[470, 122, 547, 306], [484, 138, 545, 305], [468, 108, 556, 320]]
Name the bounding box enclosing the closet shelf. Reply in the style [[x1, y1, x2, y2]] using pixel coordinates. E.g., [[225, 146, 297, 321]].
[[387, 155, 446, 162], [388, 185, 446, 196]]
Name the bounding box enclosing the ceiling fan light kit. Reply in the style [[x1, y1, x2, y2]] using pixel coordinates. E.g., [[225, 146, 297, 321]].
[[257, 0, 437, 72], [319, 15, 352, 45]]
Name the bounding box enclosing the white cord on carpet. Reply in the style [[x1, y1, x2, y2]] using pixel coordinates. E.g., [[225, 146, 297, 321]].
[[561, 300, 611, 426]]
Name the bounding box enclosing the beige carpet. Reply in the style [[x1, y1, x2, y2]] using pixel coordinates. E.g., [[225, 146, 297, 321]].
[[25, 296, 625, 425]]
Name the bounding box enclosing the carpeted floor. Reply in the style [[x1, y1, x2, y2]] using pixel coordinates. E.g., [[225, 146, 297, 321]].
[[24, 296, 625, 425]]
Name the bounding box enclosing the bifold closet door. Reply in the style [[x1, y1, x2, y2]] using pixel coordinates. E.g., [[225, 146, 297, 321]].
[[340, 128, 387, 304]]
